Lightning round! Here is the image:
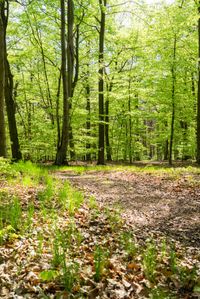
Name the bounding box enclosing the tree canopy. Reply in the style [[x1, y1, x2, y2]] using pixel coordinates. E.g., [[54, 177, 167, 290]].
[[0, 0, 198, 164]]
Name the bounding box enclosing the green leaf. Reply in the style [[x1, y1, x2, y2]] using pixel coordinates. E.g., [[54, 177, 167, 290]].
[[39, 270, 59, 281], [193, 285, 200, 293]]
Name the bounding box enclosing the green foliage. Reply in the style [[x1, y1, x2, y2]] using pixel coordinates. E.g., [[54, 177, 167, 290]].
[[25, 202, 35, 231], [37, 176, 54, 202], [169, 243, 177, 274], [0, 158, 18, 178], [94, 245, 109, 282], [0, 225, 16, 245], [62, 259, 79, 292], [0, 197, 22, 231], [104, 207, 123, 231], [120, 231, 137, 260], [39, 269, 59, 282], [143, 240, 157, 282], [150, 287, 174, 299]]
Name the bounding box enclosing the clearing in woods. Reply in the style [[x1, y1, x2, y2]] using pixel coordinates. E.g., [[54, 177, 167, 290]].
[[56, 164, 200, 248]]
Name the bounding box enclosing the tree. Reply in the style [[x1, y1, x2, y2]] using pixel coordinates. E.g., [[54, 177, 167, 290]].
[[97, 0, 106, 165], [2, 0, 21, 160], [55, 0, 71, 165], [197, 0, 200, 163], [0, 0, 6, 158]]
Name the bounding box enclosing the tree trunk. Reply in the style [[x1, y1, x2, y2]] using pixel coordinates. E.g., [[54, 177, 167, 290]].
[[55, 0, 70, 165], [128, 78, 132, 164], [197, 1, 200, 164], [0, 1, 6, 157], [86, 76, 91, 161], [169, 34, 177, 165], [2, 0, 21, 160], [4, 59, 22, 160], [105, 81, 112, 161], [97, 0, 106, 165], [68, 0, 75, 160]]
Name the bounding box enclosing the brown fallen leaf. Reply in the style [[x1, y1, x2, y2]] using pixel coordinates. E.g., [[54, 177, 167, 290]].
[[127, 263, 140, 271]]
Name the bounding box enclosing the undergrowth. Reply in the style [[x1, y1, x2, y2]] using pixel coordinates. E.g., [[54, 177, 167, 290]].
[[0, 158, 199, 298]]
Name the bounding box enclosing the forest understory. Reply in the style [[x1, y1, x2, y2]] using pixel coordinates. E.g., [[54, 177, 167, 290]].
[[57, 165, 200, 248], [0, 161, 200, 299]]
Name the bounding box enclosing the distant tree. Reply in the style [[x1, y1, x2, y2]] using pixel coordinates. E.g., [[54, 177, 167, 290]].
[[97, 0, 106, 165], [197, 0, 200, 163], [0, 0, 6, 158]]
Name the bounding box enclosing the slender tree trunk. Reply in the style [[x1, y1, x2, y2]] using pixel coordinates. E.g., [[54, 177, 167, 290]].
[[56, 70, 61, 149], [86, 73, 91, 161], [128, 78, 132, 164], [169, 34, 177, 165], [0, 1, 6, 157], [164, 139, 169, 160], [97, 0, 106, 165], [105, 81, 112, 161], [68, 0, 75, 160], [55, 0, 70, 165], [197, 1, 200, 164], [192, 73, 196, 115]]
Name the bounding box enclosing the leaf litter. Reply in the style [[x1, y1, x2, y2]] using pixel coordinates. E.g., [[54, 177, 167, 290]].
[[0, 165, 200, 298]]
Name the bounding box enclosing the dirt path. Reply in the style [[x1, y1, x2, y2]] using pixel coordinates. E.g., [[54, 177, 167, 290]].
[[56, 170, 200, 248]]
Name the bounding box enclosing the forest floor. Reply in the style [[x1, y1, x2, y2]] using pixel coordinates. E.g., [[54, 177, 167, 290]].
[[57, 166, 200, 248], [0, 162, 200, 299]]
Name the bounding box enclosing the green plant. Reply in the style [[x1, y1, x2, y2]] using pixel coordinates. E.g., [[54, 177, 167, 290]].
[[88, 196, 98, 210], [169, 244, 177, 274], [57, 182, 68, 209], [39, 269, 59, 282], [0, 158, 18, 179], [161, 238, 167, 260], [0, 225, 16, 245], [67, 190, 84, 216], [37, 233, 44, 255], [143, 240, 157, 282], [178, 264, 197, 290], [9, 197, 22, 230], [121, 231, 137, 259], [62, 258, 79, 292], [37, 176, 54, 203], [150, 286, 174, 299], [94, 245, 109, 282], [104, 207, 123, 231], [25, 202, 35, 231], [52, 234, 64, 267]]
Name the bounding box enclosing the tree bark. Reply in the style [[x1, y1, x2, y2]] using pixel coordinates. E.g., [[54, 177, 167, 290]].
[[2, 0, 21, 160], [169, 34, 177, 165], [4, 59, 22, 160], [0, 1, 6, 157], [128, 78, 132, 164], [86, 72, 91, 161], [97, 0, 106, 165], [55, 0, 70, 165], [197, 1, 200, 164]]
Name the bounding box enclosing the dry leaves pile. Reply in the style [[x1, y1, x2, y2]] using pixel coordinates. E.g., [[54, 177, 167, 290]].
[[0, 165, 200, 298]]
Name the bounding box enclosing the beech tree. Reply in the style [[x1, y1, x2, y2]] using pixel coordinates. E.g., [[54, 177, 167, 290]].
[[0, 0, 6, 158], [97, 0, 106, 165], [55, 0, 71, 165]]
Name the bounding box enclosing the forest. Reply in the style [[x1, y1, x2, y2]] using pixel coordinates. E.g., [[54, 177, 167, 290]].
[[0, 0, 200, 298], [0, 0, 199, 165]]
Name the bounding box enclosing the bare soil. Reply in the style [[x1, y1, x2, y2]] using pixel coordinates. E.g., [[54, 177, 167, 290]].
[[57, 169, 200, 248]]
